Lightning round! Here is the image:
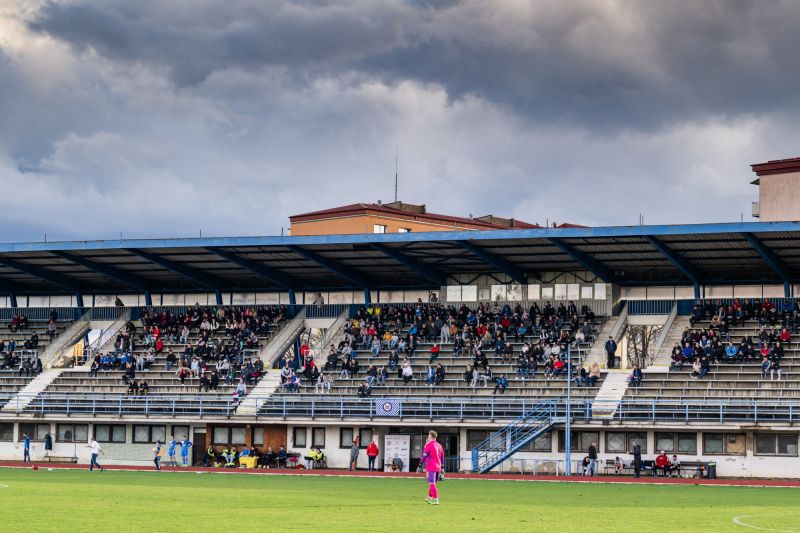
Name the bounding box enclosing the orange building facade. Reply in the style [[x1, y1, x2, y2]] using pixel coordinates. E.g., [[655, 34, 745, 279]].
[[289, 201, 546, 236]]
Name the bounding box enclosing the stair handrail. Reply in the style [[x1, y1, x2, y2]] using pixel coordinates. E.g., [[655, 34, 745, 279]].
[[608, 301, 628, 343], [43, 309, 93, 369], [83, 308, 131, 358], [309, 308, 350, 360], [260, 307, 307, 366], [649, 301, 677, 366]]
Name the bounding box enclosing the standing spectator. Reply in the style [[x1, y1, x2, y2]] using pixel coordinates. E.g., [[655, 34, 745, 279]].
[[22, 432, 31, 463], [630, 440, 642, 478], [180, 435, 192, 466], [366, 439, 380, 472], [87, 438, 104, 472], [153, 441, 163, 471], [167, 435, 177, 467], [587, 442, 598, 476], [604, 336, 617, 369], [349, 438, 360, 471]]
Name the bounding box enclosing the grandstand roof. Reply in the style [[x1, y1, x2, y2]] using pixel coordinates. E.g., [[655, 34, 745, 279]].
[[0, 221, 799, 294]]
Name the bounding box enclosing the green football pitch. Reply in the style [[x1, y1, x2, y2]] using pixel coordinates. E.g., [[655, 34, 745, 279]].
[[0, 468, 798, 532]]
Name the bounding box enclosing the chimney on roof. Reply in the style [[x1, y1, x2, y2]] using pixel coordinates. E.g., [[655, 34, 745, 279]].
[[384, 201, 426, 214]]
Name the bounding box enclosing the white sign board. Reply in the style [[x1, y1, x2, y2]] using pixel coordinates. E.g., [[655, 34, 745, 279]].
[[384, 434, 411, 472]]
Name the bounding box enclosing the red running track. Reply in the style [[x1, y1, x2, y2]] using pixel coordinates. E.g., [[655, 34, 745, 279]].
[[1, 461, 800, 488]]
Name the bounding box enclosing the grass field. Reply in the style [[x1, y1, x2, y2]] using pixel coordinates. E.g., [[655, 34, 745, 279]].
[[0, 469, 799, 532]]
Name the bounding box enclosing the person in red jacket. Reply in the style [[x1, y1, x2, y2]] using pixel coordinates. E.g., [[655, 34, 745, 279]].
[[655, 450, 670, 477], [366, 439, 380, 471]]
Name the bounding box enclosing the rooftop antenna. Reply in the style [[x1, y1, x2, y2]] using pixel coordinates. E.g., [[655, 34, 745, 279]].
[[394, 145, 398, 203]]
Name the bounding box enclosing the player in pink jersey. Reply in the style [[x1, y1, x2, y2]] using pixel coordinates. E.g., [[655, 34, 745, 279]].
[[420, 430, 444, 505]]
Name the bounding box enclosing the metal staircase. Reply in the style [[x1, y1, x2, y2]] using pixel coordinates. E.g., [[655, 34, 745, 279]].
[[471, 400, 562, 473]]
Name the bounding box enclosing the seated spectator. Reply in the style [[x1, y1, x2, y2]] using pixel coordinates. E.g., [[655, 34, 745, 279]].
[[655, 450, 670, 477], [574, 366, 588, 387], [493, 374, 509, 395], [127, 380, 139, 395], [629, 365, 643, 387], [614, 456, 627, 475], [434, 363, 445, 385], [769, 358, 782, 380], [480, 365, 493, 387], [588, 363, 601, 386], [259, 446, 276, 468], [277, 446, 288, 468], [357, 381, 372, 398], [139, 381, 149, 395], [669, 455, 681, 477], [691, 358, 702, 379], [401, 362, 414, 384], [314, 373, 332, 394], [429, 343, 440, 364], [283, 372, 300, 392]]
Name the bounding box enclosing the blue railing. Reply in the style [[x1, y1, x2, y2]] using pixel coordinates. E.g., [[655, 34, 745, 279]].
[[471, 400, 557, 472], [5, 394, 799, 423], [627, 300, 675, 315], [0, 307, 81, 322]]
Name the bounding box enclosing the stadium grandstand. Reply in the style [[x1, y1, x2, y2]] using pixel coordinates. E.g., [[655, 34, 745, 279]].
[[1, 209, 800, 477]]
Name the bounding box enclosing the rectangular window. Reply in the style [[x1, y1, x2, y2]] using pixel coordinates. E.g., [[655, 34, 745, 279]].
[[467, 430, 488, 449], [293, 427, 307, 448], [152, 426, 166, 443], [213, 428, 229, 444], [57, 424, 88, 443], [755, 434, 798, 456], [20, 423, 51, 441], [398, 228, 411, 233], [359, 428, 373, 448], [133, 425, 151, 443], [558, 431, 600, 452], [253, 428, 264, 446], [525, 431, 552, 452], [703, 433, 745, 455], [605, 432, 646, 453], [0, 423, 14, 442], [231, 428, 246, 445], [340, 428, 354, 448], [312, 428, 326, 448], [172, 426, 190, 441], [655, 432, 696, 454], [95, 425, 126, 443], [373, 224, 387, 234]]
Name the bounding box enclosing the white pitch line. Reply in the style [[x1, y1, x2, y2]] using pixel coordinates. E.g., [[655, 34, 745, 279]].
[[732, 514, 798, 533]]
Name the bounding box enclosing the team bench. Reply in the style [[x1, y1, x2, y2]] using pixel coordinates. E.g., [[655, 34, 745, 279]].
[[46, 455, 79, 463]]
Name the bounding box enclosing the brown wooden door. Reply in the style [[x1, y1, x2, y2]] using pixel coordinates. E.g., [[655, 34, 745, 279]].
[[193, 430, 205, 466]]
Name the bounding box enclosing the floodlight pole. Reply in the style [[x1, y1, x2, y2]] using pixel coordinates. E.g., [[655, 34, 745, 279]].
[[565, 345, 572, 476]]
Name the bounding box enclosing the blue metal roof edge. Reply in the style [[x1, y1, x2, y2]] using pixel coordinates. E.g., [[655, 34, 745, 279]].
[[0, 221, 798, 253]]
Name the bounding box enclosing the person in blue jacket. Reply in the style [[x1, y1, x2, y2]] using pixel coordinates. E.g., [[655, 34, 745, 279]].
[[168, 435, 177, 467], [23, 433, 31, 462], [180, 435, 192, 466]]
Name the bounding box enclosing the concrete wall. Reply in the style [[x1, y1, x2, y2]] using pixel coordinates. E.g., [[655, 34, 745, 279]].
[[0, 422, 200, 466], [758, 171, 800, 222], [457, 427, 800, 478], [286, 424, 384, 470]]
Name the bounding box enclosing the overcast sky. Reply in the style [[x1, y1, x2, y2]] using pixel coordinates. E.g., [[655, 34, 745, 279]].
[[1, 0, 798, 242]]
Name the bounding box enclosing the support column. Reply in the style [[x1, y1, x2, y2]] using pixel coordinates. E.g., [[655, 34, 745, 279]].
[[76, 292, 85, 310], [144, 291, 153, 307], [288, 289, 296, 306], [785, 281, 791, 298], [215, 290, 223, 306], [9, 292, 17, 308], [693, 283, 700, 300], [363, 288, 371, 305]]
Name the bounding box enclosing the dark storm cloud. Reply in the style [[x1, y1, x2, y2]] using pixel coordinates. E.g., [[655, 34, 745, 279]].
[[26, 0, 800, 129], [1, 0, 798, 243]]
